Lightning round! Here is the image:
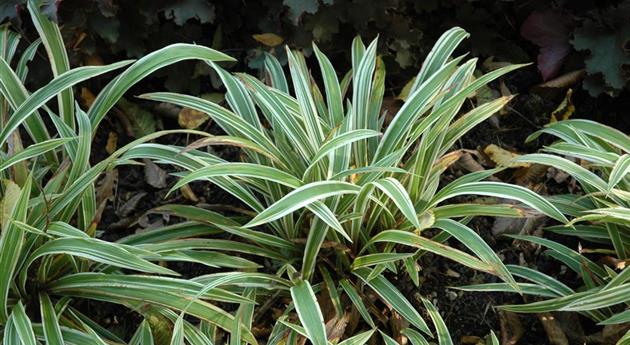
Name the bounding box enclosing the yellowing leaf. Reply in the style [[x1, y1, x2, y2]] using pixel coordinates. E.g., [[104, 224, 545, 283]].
[[253, 33, 284, 47], [0, 180, 21, 229], [396, 77, 416, 101], [178, 107, 209, 129], [549, 88, 575, 123], [484, 144, 530, 168]]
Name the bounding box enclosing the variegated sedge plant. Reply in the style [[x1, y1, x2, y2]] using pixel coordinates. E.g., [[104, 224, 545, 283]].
[[0, 2, 280, 344], [461, 120, 630, 331], [123, 27, 570, 344]]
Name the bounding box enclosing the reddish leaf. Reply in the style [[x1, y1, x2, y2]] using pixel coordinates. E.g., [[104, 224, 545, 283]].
[[521, 10, 574, 81]]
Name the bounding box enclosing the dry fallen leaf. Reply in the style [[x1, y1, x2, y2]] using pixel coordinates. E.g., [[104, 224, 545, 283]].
[[117, 192, 147, 218], [325, 313, 349, 343], [105, 131, 118, 154], [500, 311, 524, 345], [460, 335, 483, 344], [143, 159, 168, 188], [538, 313, 569, 345], [80, 87, 96, 108], [537, 69, 586, 89], [484, 144, 530, 168], [457, 151, 486, 173], [253, 33, 284, 47], [179, 184, 199, 202], [92, 169, 118, 228], [178, 107, 209, 129], [549, 88, 575, 123], [83, 53, 104, 66]]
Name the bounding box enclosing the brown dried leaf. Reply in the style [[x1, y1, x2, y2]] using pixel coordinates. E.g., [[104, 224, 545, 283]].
[[143, 159, 168, 188], [460, 335, 483, 344], [538, 313, 569, 345], [325, 313, 349, 343], [117, 192, 147, 218], [180, 184, 199, 202], [105, 131, 118, 154], [80, 87, 96, 108], [514, 164, 549, 186], [95, 169, 118, 206], [456, 151, 485, 173], [549, 88, 575, 123], [178, 107, 209, 129], [83, 54, 104, 66], [252, 33, 284, 47], [484, 144, 530, 168], [537, 70, 586, 89], [500, 311, 524, 345], [602, 323, 630, 343]]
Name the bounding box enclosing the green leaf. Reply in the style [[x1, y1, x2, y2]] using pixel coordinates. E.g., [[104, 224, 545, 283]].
[[313, 43, 343, 126], [0, 60, 133, 147], [433, 219, 517, 290], [513, 154, 607, 192], [412, 27, 469, 90], [49, 273, 257, 343], [352, 252, 414, 269], [245, 181, 360, 228], [89, 44, 235, 129], [40, 293, 64, 345], [171, 162, 302, 191], [290, 280, 327, 345], [380, 331, 399, 345], [369, 230, 491, 273], [338, 330, 375, 345], [372, 177, 422, 229], [0, 177, 30, 323], [354, 267, 431, 335], [401, 328, 430, 345], [422, 298, 452, 345], [129, 320, 154, 345], [608, 154, 630, 191], [600, 309, 630, 325], [432, 181, 568, 223], [28, 0, 74, 127], [0, 53, 52, 150], [308, 129, 380, 168], [509, 235, 607, 279], [286, 48, 325, 147], [10, 301, 37, 345], [562, 283, 630, 311], [0, 138, 73, 173], [23, 236, 178, 277], [138, 92, 284, 164], [339, 279, 375, 328]]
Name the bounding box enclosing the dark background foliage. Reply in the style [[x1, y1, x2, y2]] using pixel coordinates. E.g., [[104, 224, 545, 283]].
[[2, 0, 629, 98]]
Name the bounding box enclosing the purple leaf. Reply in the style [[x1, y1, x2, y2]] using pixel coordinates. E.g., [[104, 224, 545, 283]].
[[521, 10, 574, 81]]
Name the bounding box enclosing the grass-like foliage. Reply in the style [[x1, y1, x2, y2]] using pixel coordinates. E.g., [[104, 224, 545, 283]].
[[0, 1, 244, 343], [464, 120, 630, 327], [1, 2, 568, 344], [130, 26, 568, 344]]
